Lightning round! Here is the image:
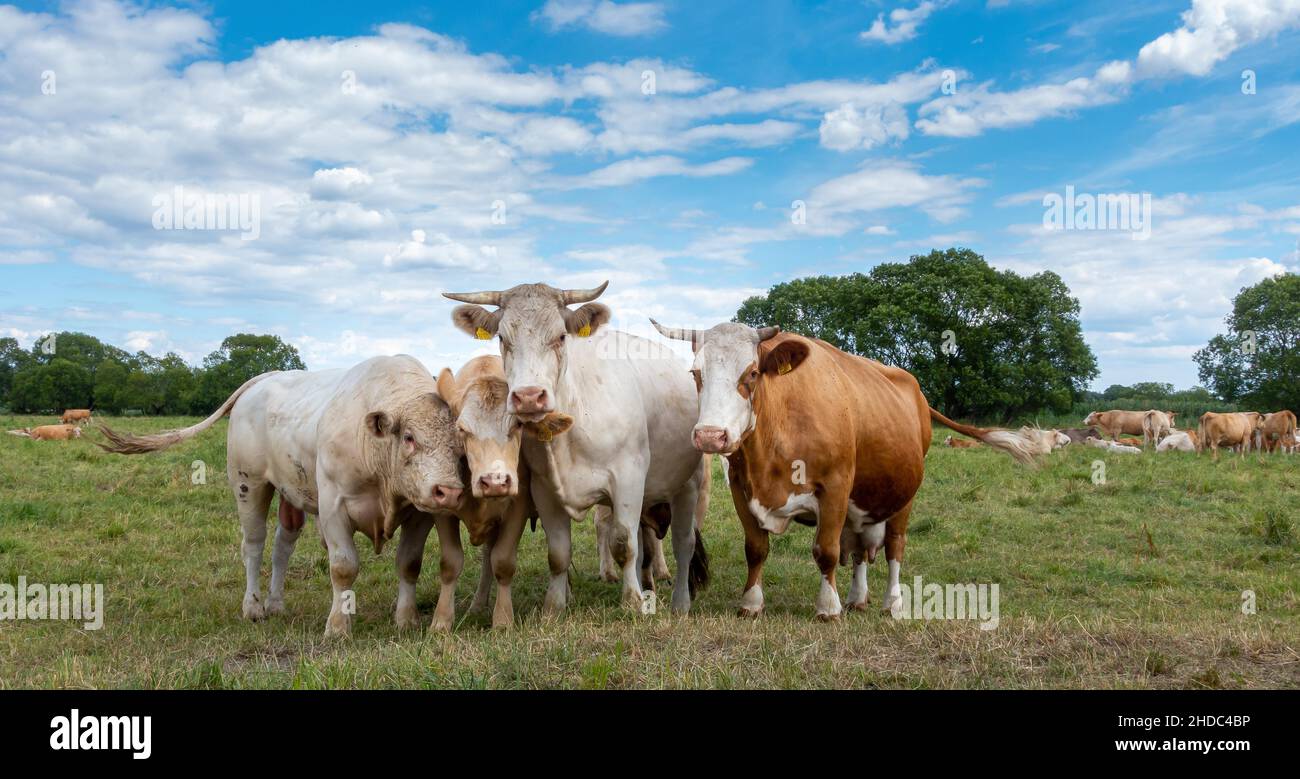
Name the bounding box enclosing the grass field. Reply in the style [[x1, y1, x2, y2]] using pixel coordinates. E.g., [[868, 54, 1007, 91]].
[[1, 413, 1297, 689]]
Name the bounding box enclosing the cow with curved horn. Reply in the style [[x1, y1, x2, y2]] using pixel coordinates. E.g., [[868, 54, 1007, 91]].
[[443, 282, 709, 614], [650, 320, 1039, 621]]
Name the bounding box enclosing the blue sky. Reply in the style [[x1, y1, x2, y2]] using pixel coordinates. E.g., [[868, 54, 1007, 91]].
[[2, 0, 1298, 391]]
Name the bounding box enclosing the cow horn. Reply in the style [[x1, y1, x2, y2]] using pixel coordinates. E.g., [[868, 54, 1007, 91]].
[[442, 290, 503, 306], [756, 325, 781, 341], [650, 319, 699, 343], [561, 280, 608, 305]]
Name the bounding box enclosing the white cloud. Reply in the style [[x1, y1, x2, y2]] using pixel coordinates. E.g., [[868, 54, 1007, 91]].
[[819, 102, 910, 151], [534, 0, 668, 36], [548, 156, 753, 189], [1137, 0, 1300, 77], [860, 1, 943, 45], [808, 161, 986, 223]]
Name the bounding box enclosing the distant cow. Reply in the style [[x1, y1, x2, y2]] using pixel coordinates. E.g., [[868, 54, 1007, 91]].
[[1259, 411, 1297, 453], [1085, 437, 1141, 454], [943, 435, 981, 448], [1156, 431, 1196, 452], [1197, 412, 1263, 461], [29, 424, 83, 441], [1117, 436, 1145, 448], [1083, 409, 1172, 442], [1060, 426, 1102, 444], [61, 409, 92, 425], [1141, 410, 1176, 448]]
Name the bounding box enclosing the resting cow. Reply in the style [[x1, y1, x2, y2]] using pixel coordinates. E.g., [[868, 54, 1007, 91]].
[[98, 356, 464, 637], [1259, 411, 1297, 454], [61, 409, 92, 425], [1059, 426, 1102, 444], [27, 424, 83, 441], [1085, 438, 1142, 454], [943, 435, 981, 448], [444, 282, 709, 615], [1156, 431, 1196, 452], [650, 322, 1039, 621]]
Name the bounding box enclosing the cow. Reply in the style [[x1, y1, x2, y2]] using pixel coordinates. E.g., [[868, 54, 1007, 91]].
[[402, 356, 573, 630], [97, 355, 465, 637], [1156, 431, 1196, 452], [1259, 411, 1297, 454], [1117, 436, 1145, 448], [1083, 409, 1171, 441], [1085, 438, 1142, 454], [650, 321, 1040, 621], [1197, 411, 1263, 461], [61, 409, 92, 425], [943, 435, 981, 448], [1059, 426, 1103, 444], [27, 424, 83, 441], [1141, 410, 1176, 448], [443, 282, 709, 614]]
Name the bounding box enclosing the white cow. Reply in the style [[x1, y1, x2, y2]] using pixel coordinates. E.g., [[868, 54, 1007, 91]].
[[1085, 437, 1142, 454], [443, 281, 709, 613], [1156, 431, 1196, 452], [98, 355, 465, 637]]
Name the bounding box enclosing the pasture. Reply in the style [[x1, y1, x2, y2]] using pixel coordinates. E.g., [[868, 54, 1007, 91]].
[[1, 413, 1296, 689]]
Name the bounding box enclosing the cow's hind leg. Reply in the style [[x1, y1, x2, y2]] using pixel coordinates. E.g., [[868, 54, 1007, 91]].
[[880, 501, 913, 615], [266, 494, 305, 615], [468, 533, 496, 617], [233, 479, 274, 621], [668, 476, 701, 614], [594, 506, 619, 582]]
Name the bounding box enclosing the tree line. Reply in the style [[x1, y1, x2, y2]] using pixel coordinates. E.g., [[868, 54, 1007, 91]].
[[0, 333, 306, 416]]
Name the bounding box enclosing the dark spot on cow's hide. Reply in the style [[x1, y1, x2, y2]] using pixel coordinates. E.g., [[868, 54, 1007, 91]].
[[240, 484, 249, 493]]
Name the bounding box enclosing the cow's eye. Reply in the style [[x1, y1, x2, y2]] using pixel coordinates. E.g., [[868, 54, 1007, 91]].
[[403, 433, 415, 444]]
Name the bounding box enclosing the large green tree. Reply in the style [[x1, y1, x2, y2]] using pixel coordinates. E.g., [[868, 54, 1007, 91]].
[[192, 334, 305, 412], [735, 248, 1099, 419], [0, 337, 33, 407], [8, 358, 94, 413], [1194, 273, 1300, 410]]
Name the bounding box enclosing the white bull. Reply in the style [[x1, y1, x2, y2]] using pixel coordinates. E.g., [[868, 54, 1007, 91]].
[[98, 355, 465, 637], [444, 281, 709, 613]]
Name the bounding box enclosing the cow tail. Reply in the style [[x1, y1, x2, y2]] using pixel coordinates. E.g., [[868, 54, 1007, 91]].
[[927, 407, 1037, 464], [97, 372, 279, 454], [688, 528, 710, 598]]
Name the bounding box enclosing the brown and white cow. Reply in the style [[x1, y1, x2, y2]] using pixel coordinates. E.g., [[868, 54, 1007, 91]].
[[26, 424, 83, 441], [61, 409, 92, 425], [651, 322, 1037, 620], [1259, 410, 1297, 454], [1197, 411, 1263, 461], [943, 435, 981, 448]]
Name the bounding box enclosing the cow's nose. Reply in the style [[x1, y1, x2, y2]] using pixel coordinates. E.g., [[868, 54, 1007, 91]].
[[511, 386, 548, 414], [693, 426, 729, 453], [431, 484, 463, 508], [477, 472, 512, 497]]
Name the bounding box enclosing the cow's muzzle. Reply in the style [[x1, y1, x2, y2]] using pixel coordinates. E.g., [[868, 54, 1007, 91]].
[[692, 426, 731, 454], [475, 471, 514, 498], [430, 484, 464, 509], [510, 386, 551, 418]]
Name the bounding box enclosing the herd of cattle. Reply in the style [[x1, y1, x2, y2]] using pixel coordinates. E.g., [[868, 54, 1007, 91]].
[[6, 408, 93, 440], [7, 281, 1296, 635], [944, 408, 1298, 460]]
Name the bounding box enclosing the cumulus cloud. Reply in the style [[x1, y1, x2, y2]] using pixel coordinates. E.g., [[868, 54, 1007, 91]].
[[819, 102, 910, 150], [1137, 0, 1300, 77]]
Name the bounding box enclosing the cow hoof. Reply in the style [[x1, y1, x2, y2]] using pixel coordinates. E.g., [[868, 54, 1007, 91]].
[[846, 600, 869, 613], [467, 599, 490, 617], [879, 596, 901, 616], [598, 571, 619, 583], [816, 611, 842, 623], [242, 595, 265, 622], [394, 607, 421, 631], [323, 616, 352, 639], [429, 613, 453, 633], [264, 597, 286, 616], [737, 607, 763, 619]]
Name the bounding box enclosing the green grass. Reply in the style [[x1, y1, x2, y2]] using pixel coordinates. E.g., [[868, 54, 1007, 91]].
[[1, 413, 1297, 689]]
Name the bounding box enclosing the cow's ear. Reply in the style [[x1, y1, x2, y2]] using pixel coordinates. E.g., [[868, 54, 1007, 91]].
[[451, 305, 501, 340], [760, 339, 810, 376], [366, 411, 392, 438], [525, 412, 574, 442], [563, 303, 610, 338], [436, 369, 460, 414]]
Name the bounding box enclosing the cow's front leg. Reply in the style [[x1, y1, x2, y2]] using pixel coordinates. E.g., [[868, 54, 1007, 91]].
[[610, 485, 648, 611], [732, 489, 769, 618], [489, 504, 526, 628], [594, 506, 619, 582], [394, 515, 434, 630], [318, 498, 359, 639], [668, 476, 702, 614], [431, 514, 464, 632], [468, 532, 496, 617], [812, 490, 847, 622]]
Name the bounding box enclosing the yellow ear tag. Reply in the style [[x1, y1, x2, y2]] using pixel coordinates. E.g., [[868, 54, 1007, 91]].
[[778, 362, 792, 375], [536, 425, 553, 442], [577, 324, 591, 338], [475, 327, 492, 340]]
